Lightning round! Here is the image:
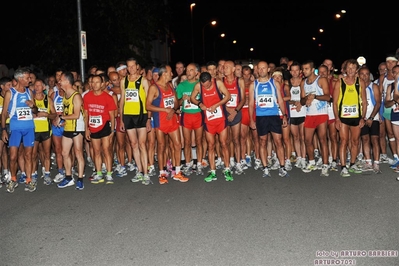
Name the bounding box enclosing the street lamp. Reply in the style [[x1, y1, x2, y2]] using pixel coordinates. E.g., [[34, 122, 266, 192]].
[[190, 3, 196, 62], [202, 20, 216, 63]]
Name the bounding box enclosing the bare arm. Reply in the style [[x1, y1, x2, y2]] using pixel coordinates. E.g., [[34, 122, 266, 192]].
[[190, 83, 206, 111], [213, 80, 231, 110], [248, 82, 256, 129], [64, 94, 83, 120]]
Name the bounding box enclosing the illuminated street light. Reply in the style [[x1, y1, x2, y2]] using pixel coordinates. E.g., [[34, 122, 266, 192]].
[[202, 20, 217, 62], [357, 56, 366, 66]]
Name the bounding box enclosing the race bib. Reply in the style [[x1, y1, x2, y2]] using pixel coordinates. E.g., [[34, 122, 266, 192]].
[[34, 107, 48, 120], [226, 94, 238, 107], [342, 105, 358, 117], [184, 99, 197, 110], [125, 89, 139, 102], [17, 107, 32, 120], [89, 115, 103, 128], [55, 103, 63, 113], [163, 96, 174, 109], [257, 95, 273, 108], [206, 106, 223, 121]]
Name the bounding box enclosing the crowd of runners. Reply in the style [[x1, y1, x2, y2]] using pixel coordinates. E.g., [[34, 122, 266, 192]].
[[1, 52, 399, 193]]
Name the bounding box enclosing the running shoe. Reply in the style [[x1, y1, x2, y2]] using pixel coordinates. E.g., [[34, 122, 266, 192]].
[[204, 171, 217, 182], [2, 171, 10, 184], [91, 175, 105, 184], [173, 172, 189, 182], [53, 172, 65, 183], [44, 174, 52, 185], [316, 157, 323, 170], [142, 174, 153, 185], [270, 160, 279, 170], [6, 180, 18, 193], [301, 158, 307, 169], [330, 161, 338, 171], [116, 166, 127, 177], [148, 165, 156, 176], [373, 163, 381, 174], [241, 159, 248, 170], [57, 178, 75, 188], [294, 157, 302, 168], [379, 154, 390, 164], [229, 158, 236, 169], [284, 159, 292, 171], [389, 158, 399, 169], [127, 162, 137, 172], [196, 165, 204, 176], [18, 173, 26, 184], [254, 159, 262, 170], [159, 175, 168, 184], [262, 167, 271, 178], [340, 167, 350, 177], [215, 157, 223, 169], [279, 167, 288, 177], [361, 162, 373, 173], [348, 165, 362, 174], [235, 162, 244, 175], [245, 155, 252, 168], [182, 165, 193, 176], [320, 164, 329, 177], [106, 175, 114, 185], [224, 169, 233, 181], [25, 180, 37, 192], [131, 172, 144, 183], [114, 164, 122, 172], [76, 179, 84, 190], [302, 163, 316, 173]]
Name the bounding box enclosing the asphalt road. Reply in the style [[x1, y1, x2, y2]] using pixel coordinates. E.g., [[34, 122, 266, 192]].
[[1, 160, 398, 266]]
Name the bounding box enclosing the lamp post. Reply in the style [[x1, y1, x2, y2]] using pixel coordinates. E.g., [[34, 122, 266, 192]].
[[190, 3, 196, 62], [202, 20, 216, 63]]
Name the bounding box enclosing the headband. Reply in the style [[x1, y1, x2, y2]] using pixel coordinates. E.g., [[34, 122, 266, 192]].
[[116, 65, 127, 71], [272, 71, 283, 77], [386, 56, 398, 62]]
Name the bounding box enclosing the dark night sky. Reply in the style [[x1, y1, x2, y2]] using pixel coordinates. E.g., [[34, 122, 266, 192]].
[[1, 1, 397, 77], [170, 1, 397, 74]]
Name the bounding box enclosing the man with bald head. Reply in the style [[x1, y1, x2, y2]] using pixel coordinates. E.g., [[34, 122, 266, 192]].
[[248, 61, 288, 178], [176, 63, 204, 175], [222, 60, 246, 175]]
